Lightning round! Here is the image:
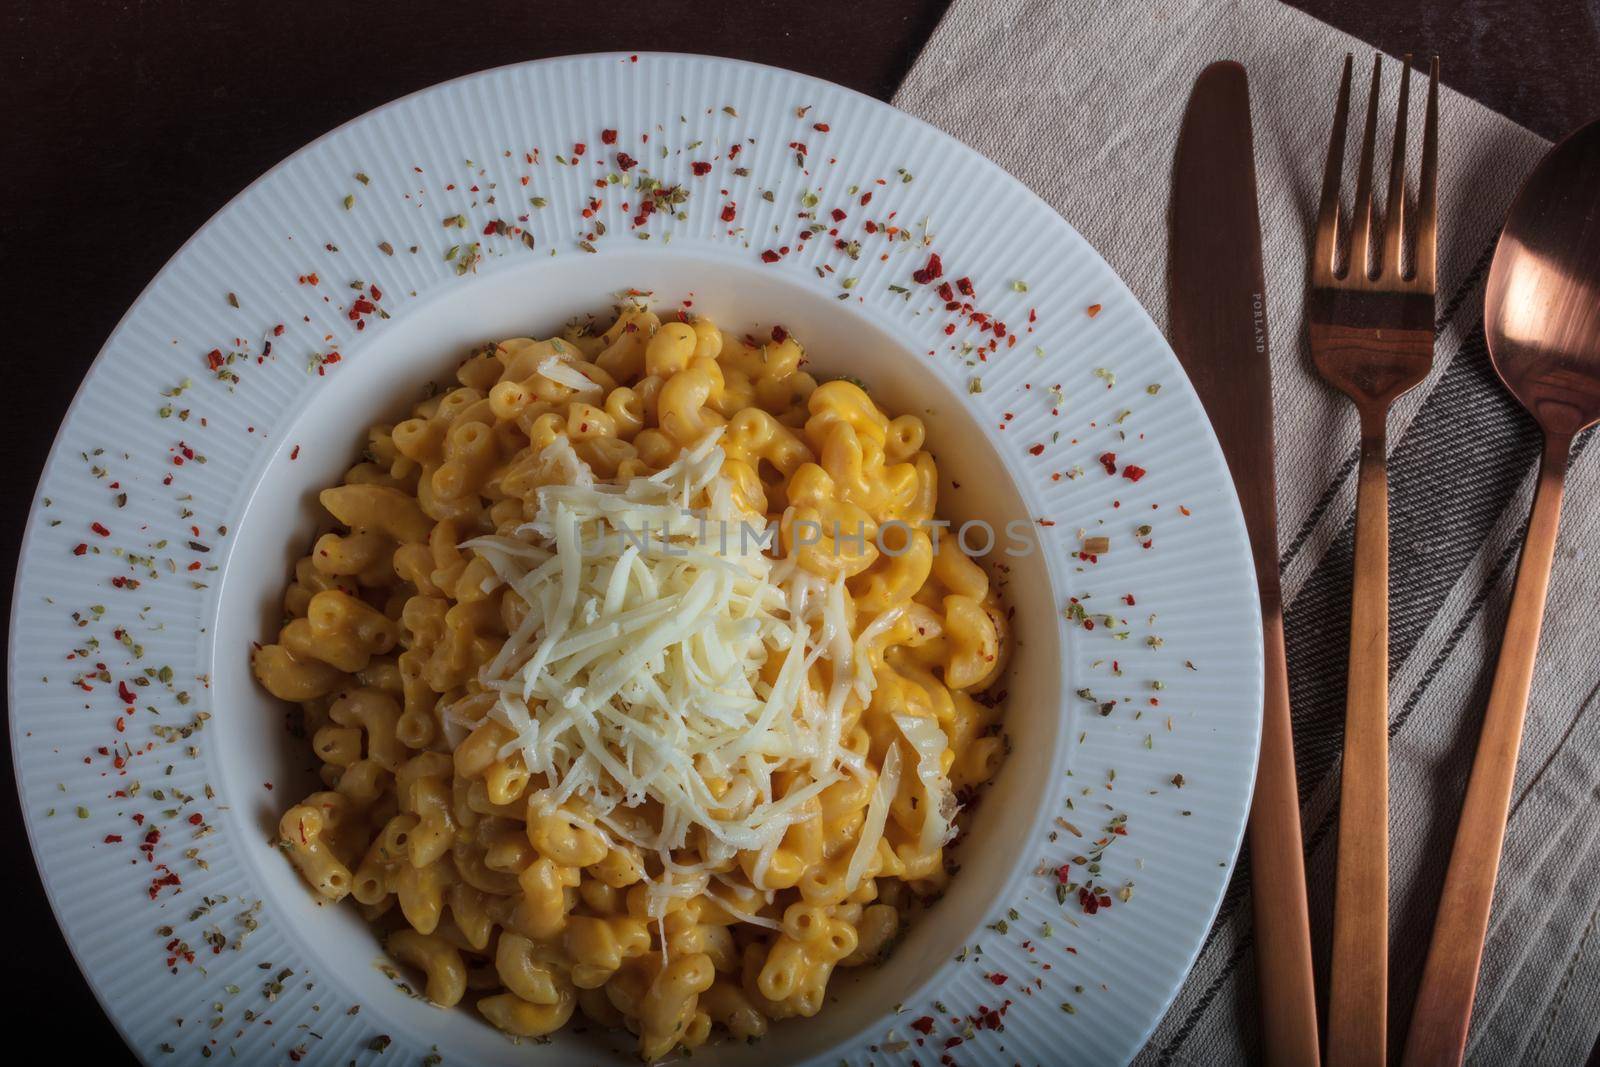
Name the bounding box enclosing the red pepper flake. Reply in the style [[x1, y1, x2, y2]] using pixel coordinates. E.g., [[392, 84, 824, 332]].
[[1086, 303, 1103, 317], [289, 445, 301, 461], [771, 325, 789, 344], [1123, 593, 1137, 605], [812, 122, 830, 132], [572, 142, 586, 156], [147, 866, 182, 900], [204, 349, 224, 371], [760, 249, 781, 264], [103, 834, 122, 844], [956, 276, 975, 296], [859, 190, 873, 206], [601, 128, 618, 145], [117, 681, 136, 704], [1123, 464, 1147, 482], [911, 252, 944, 285], [911, 1017, 936, 1035], [987, 972, 1009, 986], [690, 161, 712, 176], [616, 152, 638, 171], [72, 543, 88, 556], [90, 521, 110, 537], [830, 207, 847, 223], [720, 202, 737, 223], [187, 812, 204, 825], [1098, 452, 1118, 476], [1027, 444, 1045, 456]]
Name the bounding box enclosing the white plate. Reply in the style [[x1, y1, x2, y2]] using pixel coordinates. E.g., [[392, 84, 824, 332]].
[[9, 53, 1262, 1065]]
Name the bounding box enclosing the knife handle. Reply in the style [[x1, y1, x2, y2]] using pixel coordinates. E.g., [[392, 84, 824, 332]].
[[1328, 419, 1392, 1066], [1250, 598, 1322, 1066], [1401, 433, 1571, 1066]]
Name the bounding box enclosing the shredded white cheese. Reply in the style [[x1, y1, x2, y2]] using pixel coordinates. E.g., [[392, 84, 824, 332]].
[[893, 713, 960, 856], [464, 430, 933, 907], [536, 355, 604, 396], [845, 742, 901, 892]]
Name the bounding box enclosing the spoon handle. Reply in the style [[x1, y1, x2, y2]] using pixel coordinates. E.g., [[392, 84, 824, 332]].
[[1402, 431, 1573, 1067], [1328, 412, 1392, 1067]]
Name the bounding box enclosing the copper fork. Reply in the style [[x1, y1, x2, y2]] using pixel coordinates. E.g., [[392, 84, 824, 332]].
[[1310, 52, 1439, 1067]]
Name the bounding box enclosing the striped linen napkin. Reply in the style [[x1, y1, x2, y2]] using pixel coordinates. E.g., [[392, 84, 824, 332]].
[[894, 1, 1599, 1062]]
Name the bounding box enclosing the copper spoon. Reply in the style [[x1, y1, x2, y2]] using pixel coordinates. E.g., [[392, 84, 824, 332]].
[[1402, 117, 1600, 1067]]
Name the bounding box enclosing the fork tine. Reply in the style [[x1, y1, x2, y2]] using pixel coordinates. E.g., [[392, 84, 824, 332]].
[[1348, 55, 1383, 280], [1413, 56, 1440, 290], [1382, 56, 1412, 277], [1314, 54, 1355, 280]]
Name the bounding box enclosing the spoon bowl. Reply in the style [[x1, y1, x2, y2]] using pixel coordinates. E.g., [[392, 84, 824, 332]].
[[1484, 118, 1600, 436]]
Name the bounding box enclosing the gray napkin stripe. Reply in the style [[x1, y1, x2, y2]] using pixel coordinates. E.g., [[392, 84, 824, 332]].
[[1525, 898, 1599, 1062]]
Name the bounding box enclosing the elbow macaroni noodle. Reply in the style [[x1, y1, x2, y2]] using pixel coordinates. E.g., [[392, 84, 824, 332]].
[[256, 307, 1010, 1056]]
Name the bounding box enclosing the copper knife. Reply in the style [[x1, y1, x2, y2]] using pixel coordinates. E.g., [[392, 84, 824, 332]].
[[1167, 61, 1321, 1065]]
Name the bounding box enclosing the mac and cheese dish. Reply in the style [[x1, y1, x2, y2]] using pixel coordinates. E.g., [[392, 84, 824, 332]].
[[253, 306, 1009, 1058]]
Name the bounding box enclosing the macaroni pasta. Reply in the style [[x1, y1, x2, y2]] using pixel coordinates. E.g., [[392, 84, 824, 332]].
[[255, 306, 1009, 1057]]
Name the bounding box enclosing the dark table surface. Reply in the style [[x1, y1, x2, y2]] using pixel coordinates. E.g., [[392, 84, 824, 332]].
[[3, 0, 1596, 1060]]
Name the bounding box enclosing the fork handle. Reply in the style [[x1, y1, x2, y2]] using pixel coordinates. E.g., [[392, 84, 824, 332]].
[[1328, 412, 1392, 1067], [1401, 432, 1572, 1067]]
